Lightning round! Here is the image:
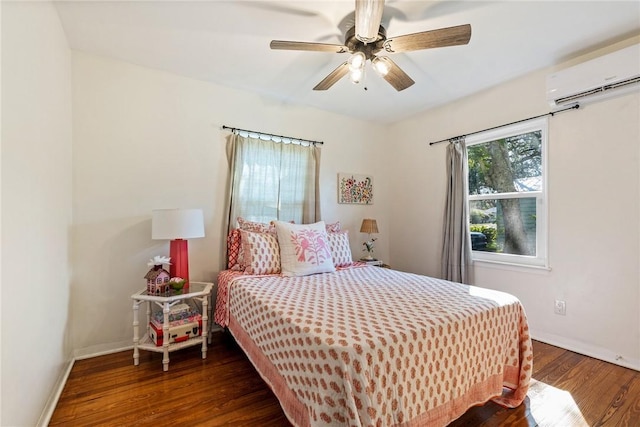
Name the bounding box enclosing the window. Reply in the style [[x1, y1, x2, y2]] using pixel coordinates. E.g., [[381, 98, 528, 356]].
[[466, 118, 548, 268], [229, 134, 318, 225]]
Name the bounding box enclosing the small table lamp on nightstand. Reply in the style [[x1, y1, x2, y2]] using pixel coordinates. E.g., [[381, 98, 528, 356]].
[[360, 218, 379, 261], [152, 208, 205, 289]]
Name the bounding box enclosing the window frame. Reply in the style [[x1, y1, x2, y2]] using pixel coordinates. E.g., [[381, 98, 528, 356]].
[[466, 117, 549, 269], [230, 136, 316, 226]]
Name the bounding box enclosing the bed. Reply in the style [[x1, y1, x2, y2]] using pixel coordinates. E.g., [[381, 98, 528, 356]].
[[214, 219, 532, 426]]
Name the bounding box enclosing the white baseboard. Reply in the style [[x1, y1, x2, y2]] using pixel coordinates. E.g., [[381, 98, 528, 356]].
[[37, 357, 75, 427], [72, 329, 225, 359], [533, 331, 640, 372], [73, 340, 133, 360]]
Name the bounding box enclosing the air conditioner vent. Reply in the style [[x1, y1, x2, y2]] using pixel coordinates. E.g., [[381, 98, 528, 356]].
[[547, 43, 640, 108], [554, 76, 640, 105]]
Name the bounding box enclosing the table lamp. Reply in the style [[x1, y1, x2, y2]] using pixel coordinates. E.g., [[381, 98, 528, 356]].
[[152, 208, 205, 288], [360, 218, 379, 261]]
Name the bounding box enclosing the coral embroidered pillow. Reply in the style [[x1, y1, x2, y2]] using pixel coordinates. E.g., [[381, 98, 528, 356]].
[[327, 230, 353, 267], [274, 221, 336, 277], [239, 230, 281, 275], [237, 217, 276, 234], [235, 217, 280, 270], [325, 221, 341, 233], [227, 229, 243, 270]]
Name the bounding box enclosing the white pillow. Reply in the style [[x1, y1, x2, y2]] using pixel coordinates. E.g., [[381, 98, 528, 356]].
[[327, 231, 353, 267], [274, 221, 336, 277]]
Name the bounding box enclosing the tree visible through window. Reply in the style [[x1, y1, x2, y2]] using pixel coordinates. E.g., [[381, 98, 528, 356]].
[[466, 118, 548, 267]]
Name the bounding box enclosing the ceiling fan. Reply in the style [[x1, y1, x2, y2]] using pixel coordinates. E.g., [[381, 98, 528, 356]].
[[270, 0, 471, 92]]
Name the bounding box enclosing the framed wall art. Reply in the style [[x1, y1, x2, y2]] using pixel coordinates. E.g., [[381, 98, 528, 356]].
[[338, 173, 373, 204]]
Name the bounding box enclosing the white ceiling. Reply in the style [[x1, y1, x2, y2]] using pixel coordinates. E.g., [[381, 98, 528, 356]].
[[54, 1, 640, 124]]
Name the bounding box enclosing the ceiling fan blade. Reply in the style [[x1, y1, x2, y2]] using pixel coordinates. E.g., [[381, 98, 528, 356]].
[[270, 40, 349, 53], [313, 62, 350, 90], [355, 0, 385, 43], [382, 24, 471, 53], [376, 57, 415, 91]]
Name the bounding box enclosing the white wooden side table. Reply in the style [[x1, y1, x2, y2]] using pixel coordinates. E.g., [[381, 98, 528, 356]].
[[360, 259, 391, 268], [131, 281, 213, 371]]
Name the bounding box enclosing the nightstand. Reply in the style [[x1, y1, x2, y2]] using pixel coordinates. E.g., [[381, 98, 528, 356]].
[[131, 281, 213, 371], [360, 259, 390, 268]]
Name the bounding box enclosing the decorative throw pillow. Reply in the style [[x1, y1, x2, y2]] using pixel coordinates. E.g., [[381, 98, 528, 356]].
[[237, 217, 276, 234], [236, 218, 283, 270], [274, 221, 335, 277], [227, 229, 243, 270], [239, 230, 281, 275], [327, 230, 353, 267], [325, 221, 341, 233]]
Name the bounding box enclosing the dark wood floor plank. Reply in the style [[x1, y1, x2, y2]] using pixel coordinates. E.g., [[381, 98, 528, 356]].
[[530, 357, 617, 426], [531, 341, 566, 373], [592, 374, 640, 426], [50, 333, 640, 426]]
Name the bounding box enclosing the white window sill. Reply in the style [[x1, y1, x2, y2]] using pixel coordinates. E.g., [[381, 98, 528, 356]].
[[472, 258, 552, 274]]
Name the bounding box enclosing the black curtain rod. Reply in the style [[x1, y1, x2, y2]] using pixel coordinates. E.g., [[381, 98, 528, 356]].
[[222, 125, 323, 146], [428, 104, 580, 146]]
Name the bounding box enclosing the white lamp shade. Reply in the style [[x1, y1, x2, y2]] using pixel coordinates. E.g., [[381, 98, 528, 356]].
[[152, 208, 205, 240]]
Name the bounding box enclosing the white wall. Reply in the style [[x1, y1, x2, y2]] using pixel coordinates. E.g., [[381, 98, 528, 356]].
[[388, 38, 640, 370], [71, 52, 390, 355], [1, 2, 73, 426]]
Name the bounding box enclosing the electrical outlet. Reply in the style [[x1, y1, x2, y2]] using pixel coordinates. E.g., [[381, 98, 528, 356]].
[[554, 300, 566, 315]]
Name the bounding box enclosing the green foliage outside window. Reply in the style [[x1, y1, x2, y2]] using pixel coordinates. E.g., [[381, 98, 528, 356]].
[[470, 224, 498, 251]]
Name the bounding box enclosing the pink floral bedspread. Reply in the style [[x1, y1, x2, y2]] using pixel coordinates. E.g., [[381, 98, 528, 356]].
[[214, 266, 532, 427]]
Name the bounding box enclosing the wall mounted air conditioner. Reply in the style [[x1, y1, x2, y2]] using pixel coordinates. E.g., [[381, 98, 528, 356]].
[[546, 43, 640, 109]]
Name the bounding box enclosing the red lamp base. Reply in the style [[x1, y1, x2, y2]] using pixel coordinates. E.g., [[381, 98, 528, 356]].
[[169, 239, 190, 291]]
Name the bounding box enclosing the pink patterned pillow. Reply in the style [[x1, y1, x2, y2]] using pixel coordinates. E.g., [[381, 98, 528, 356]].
[[327, 230, 353, 267], [274, 221, 335, 277], [239, 230, 281, 275], [325, 221, 341, 233], [237, 217, 276, 234], [235, 218, 281, 270], [227, 229, 243, 270]]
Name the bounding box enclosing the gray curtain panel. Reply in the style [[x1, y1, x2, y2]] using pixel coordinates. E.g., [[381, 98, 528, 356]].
[[441, 137, 473, 284]]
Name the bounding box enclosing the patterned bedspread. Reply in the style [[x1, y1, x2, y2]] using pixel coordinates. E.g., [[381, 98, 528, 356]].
[[214, 266, 532, 427]]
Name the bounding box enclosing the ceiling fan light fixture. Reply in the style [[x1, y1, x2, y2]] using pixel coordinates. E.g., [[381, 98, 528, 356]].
[[270, 3, 471, 92], [355, 0, 385, 43], [348, 51, 366, 71], [350, 68, 364, 84], [372, 56, 390, 76]]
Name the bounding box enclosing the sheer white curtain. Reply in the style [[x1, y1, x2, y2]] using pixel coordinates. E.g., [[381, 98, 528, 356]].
[[441, 137, 473, 284], [224, 133, 321, 233]]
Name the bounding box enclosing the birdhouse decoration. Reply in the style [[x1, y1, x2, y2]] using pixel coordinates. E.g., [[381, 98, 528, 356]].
[[145, 255, 171, 296]]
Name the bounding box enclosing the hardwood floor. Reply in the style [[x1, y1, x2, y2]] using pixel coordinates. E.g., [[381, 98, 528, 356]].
[[50, 332, 640, 426]]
